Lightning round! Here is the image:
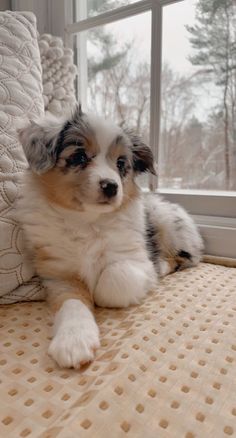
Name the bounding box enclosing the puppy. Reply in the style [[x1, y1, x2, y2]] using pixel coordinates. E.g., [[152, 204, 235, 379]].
[[18, 105, 204, 368]]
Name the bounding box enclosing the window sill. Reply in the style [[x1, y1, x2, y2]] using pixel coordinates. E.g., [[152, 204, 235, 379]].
[[157, 189, 236, 218]]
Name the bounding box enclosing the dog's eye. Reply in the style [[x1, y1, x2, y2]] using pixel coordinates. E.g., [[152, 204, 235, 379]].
[[66, 149, 89, 168], [117, 156, 127, 176]]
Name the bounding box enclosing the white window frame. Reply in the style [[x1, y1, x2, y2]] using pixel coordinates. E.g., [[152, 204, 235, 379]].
[[11, 0, 236, 258]]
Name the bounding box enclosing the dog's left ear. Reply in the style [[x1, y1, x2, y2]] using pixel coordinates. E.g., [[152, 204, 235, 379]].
[[18, 119, 60, 174], [125, 130, 157, 175]]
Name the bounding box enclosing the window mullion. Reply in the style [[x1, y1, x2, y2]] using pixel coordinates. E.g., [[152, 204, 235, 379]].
[[160, 0, 184, 6], [66, 0, 153, 33], [149, 1, 162, 191], [75, 0, 88, 110]]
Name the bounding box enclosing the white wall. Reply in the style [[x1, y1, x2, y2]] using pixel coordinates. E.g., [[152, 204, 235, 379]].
[[11, 0, 72, 39], [0, 0, 11, 10], [11, 0, 49, 34]]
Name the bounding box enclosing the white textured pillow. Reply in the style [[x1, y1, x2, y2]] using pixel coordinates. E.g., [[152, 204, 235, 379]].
[[38, 33, 77, 116], [0, 11, 45, 303]]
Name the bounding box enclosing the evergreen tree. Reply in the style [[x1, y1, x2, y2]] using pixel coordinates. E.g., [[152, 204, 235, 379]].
[[86, 0, 129, 81], [88, 0, 127, 15], [88, 28, 129, 80], [187, 0, 236, 189]]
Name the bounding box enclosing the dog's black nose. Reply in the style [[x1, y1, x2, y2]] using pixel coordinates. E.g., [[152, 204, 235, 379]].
[[100, 179, 118, 198]]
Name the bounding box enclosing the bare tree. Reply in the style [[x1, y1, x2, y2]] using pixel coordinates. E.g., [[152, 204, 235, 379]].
[[88, 41, 150, 140], [160, 64, 197, 187]]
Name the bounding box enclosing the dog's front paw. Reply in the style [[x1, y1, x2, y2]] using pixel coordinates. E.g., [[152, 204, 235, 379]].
[[48, 324, 100, 369]]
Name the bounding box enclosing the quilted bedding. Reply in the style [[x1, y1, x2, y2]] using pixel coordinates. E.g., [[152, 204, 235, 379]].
[[0, 11, 45, 303]]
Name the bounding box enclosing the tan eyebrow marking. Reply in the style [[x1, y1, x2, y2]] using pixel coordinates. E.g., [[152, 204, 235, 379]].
[[107, 136, 132, 162]]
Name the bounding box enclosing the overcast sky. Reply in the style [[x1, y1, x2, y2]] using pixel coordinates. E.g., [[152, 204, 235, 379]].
[[162, 0, 197, 73], [98, 0, 198, 74]]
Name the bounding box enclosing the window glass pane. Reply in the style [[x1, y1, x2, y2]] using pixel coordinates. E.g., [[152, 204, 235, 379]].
[[160, 0, 236, 191], [76, 12, 151, 187], [86, 0, 139, 17]]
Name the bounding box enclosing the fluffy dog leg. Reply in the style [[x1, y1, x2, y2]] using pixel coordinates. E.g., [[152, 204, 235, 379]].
[[145, 194, 204, 276], [46, 279, 100, 369], [94, 260, 157, 308]]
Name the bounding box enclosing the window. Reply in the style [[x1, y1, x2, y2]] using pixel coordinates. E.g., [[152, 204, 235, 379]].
[[43, 0, 236, 257], [73, 4, 152, 187], [81, 13, 151, 136], [160, 0, 236, 192], [86, 0, 140, 17]]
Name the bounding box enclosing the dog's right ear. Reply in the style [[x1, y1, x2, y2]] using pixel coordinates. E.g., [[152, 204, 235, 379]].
[[124, 129, 157, 176], [18, 119, 61, 174]]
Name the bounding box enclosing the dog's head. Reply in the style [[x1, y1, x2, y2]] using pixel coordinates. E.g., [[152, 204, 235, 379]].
[[19, 105, 156, 213]]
